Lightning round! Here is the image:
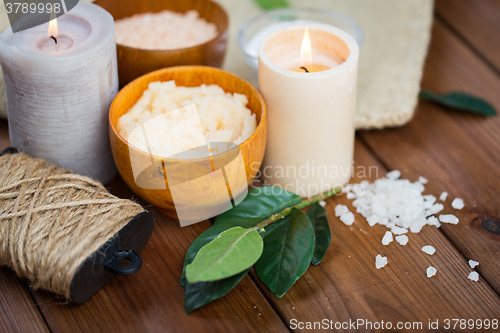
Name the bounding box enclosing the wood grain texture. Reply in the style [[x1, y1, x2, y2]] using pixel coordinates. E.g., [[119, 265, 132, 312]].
[[28, 177, 288, 333], [359, 20, 500, 294], [0, 268, 49, 333], [2, 4, 500, 332], [110, 66, 267, 219], [435, 0, 500, 73], [249, 139, 500, 332], [94, 0, 229, 88]]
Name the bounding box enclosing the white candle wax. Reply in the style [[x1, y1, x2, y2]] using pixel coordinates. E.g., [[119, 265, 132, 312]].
[[258, 24, 359, 197], [0, 2, 118, 183]]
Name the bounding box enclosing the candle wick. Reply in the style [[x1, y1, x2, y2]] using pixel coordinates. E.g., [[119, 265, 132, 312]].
[[300, 66, 309, 73], [49, 35, 58, 44]]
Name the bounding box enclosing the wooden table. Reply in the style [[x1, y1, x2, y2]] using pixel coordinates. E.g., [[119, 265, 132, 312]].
[[1, 1, 500, 331]]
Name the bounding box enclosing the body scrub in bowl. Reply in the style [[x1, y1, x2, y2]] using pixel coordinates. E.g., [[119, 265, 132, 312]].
[[117, 81, 257, 158], [95, 0, 229, 87], [109, 66, 266, 222], [115, 10, 217, 50]]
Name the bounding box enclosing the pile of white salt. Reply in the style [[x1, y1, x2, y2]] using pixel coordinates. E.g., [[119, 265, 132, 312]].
[[336, 171, 479, 281], [114, 10, 217, 50]]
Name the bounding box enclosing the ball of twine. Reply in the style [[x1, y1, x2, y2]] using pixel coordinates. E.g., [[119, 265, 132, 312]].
[[0, 152, 145, 299]]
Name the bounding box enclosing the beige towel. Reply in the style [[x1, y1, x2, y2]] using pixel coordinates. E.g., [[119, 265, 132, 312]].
[[0, 0, 433, 129], [218, 0, 434, 129]]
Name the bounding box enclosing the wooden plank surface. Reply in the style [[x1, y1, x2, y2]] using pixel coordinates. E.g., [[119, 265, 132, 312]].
[[0, 268, 49, 333], [249, 139, 500, 332], [25, 177, 289, 333], [435, 0, 500, 73], [359, 20, 500, 295]]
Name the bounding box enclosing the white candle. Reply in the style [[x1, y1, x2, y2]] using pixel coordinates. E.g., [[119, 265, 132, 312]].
[[0, 2, 118, 183], [258, 24, 359, 197]]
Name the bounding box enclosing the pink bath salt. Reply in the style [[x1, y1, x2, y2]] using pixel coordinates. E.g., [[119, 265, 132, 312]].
[[114, 10, 217, 50]]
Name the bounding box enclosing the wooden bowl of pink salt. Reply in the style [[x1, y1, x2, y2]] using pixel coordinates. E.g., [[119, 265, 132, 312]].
[[95, 0, 228, 88]]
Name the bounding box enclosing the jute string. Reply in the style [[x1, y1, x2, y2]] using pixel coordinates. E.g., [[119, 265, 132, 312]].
[[0, 152, 144, 299]]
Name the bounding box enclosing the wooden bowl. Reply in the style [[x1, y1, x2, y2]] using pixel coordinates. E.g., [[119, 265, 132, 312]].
[[95, 0, 229, 88], [109, 66, 267, 220]]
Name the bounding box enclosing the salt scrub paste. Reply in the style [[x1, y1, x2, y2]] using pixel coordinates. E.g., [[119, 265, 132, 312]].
[[118, 81, 257, 158], [115, 10, 217, 50]]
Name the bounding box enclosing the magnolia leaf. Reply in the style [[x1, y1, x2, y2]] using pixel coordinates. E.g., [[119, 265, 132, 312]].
[[255, 208, 314, 298], [419, 90, 497, 117], [306, 202, 331, 265], [186, 227, 263, 283], [215, 186, 302, 225], [253, 0, 289, 10], [181, 222, 243, 287], [185, 269, 249, 313], [181, 186, 301, 312], [180, 187, 300, 286]]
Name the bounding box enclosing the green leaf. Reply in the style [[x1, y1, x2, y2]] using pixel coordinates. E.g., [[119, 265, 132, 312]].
[[419, 90, 497, 117], [252, 0, 289, 10], [181, 186, 302, 312], [186, 227, 264, 283], [181, 187, 300, 286], [215, 186, 302, 225], [255, 208, 314, 298], [185, 269, 249, 313], [306, 202, 331, 265], [181, 222, 236, 287]]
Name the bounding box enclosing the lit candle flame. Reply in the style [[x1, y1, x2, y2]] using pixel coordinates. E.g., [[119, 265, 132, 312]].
[[300, 28, 313, 67], [48, 12, 58, 39]]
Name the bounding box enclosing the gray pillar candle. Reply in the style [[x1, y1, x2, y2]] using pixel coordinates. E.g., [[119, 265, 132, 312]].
[[0, 2, 118, 183]]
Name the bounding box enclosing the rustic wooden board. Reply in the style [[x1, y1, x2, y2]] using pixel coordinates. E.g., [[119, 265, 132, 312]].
[[27, 177, 289, 333], [0, 268, 49, 333], [1, 3, 500, 331], [359, 20, 500, 295], [248, 139, 500, 332], [435, 0, 500, 72]]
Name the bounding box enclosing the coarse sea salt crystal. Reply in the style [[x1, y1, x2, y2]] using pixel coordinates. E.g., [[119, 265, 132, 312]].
[[382, 231, 393, 245], [395, 235, 408, 245], [391, 226, 408, 235], [419, 176, 428, 184], [346, 192, 356, 199], [340, 212, 355, 225], [335, 204, 349, 217], [422, 245, 435, 255], [439, 214, 459, 224], [367, 215, 380, 227], [468, 271, 479, 282], [451, 198, 465, 210], [426, 216, 440, 228], [319, 200, 326, 207], [426, 203, 444, 216], [386, 170, 401, 180], [409, 217, 427, 233], [426, 266, 437, 278], [439, 191, 448, 201], [375, 254, 388, 269], [469, 260, 479, 268]]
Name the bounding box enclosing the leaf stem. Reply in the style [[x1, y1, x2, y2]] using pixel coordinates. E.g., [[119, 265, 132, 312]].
[[257, 187, 341, 229]]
